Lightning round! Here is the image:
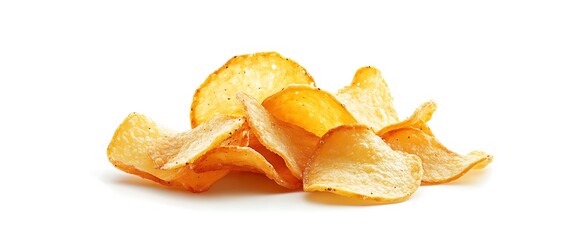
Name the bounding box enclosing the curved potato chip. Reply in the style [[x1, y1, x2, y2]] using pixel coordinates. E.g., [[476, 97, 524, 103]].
[[304, 125, 422, 203], [381, 128, 493, 184], [262, 84, 357, 136], [219, 121, 250, 147], [336, 67, 398, 131], [377, 101, 437, 136], [155, 115, 246, 170], [237, 92, 319, 179], [107, 113, 228, 192], [190, 52, 316, 127], [473, 158, 492, 169], [193, 146, 301, 190], [250, 141, 302, 189]]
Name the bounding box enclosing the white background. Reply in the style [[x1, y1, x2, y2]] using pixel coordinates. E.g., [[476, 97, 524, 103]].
[[1, 0, 577, 239]]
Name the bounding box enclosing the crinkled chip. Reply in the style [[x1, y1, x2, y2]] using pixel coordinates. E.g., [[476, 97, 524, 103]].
[[193, 146, 301, 190], [304, 125, 423, 203], [155, 115, 246, 170], [377, 101, 437, 136], [336, 67, 398, 131], [190, 52, 316, 127], [237, 92, 319, 179], [381, 128, 493, 184], [262, 84, 357, 137], [107, 113, 228, 192]]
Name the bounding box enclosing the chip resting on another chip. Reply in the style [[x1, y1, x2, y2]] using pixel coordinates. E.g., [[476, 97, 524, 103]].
[[304, 125, 423, 203], [190, 52, 315, 127]]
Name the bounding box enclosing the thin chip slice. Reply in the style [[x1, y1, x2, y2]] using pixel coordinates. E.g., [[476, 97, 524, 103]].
[[107, 113, 228, 192], [190, 52, 316, 127], [262, 84, 357, 137], [156, 115, 246, 170], [336, 67, 398, 131], [250, 141, 302, 189], [219, 121, 250, 147], [193, 146, 301, 190], [381, 128, 493, 184], [304, 125, 422, 203], [237, 92, 319, 179], [377, 101, 437, 136]]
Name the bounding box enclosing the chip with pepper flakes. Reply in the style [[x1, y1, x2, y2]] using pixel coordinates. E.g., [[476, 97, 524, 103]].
[[190, 52, 315, 127], [237, 92, 319, 180], [155, 115, 246, 170], [381, 128, 493, 184], [107, 51, 493, 202], [304, 125, 423, 203], [193, 146, 301, 190], [262, 84, 357, 137], [107, 113, 229, 192]]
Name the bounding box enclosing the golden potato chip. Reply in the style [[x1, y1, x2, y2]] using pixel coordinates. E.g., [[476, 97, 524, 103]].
[[237, 92, 319, 179], [262, 84, 357, 136], [190, 52, 316, 127], [193, 146, 301, 190], [107, 113, 228, 192], [381, 128, 493, 184], [155, 115, 246, 170], [377, 101, 437, 136], [336, 67, 398, 131], [473, 158, 492, 169], [304, 125, 422, 203], [171, 167, 230, 193], [250, 141, 302, 189], [219, 121, 250, 147]]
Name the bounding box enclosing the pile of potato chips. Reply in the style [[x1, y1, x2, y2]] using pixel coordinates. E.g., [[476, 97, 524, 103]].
[[107, 52, 492, 203]]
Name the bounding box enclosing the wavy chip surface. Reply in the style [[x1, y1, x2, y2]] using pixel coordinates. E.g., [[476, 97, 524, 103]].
[[381, 128, 493, 184], [304, 125, 422, 203], [336, 67, 398, 131], [193, 146, 301, 190], [237, 92, 319, 180], [262, 84, 356, 137], [107, 113, 229, 192]]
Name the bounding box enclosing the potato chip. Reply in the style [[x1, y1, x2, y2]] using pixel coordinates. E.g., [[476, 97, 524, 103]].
[[262, 84, 357, 136], [219, 121, 250, 147], [193, 146, 301, 190], [304, 125, 422, 203], [335, 67, 399, 131], [237, 92, 319, 179], [249, 141, 302, 189], [376, 101, 437, 136], [473, 158, 492, 169], [155, 115, 246, 170], [190, 52, 316, 127], [107, 113, 228, 192], [381, 128, 493, 184]]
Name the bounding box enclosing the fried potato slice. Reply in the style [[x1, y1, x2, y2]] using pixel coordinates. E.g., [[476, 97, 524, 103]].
[[237, 92, 319, 179], [219, 121, 250, 147], [193, 146, 301, 190], [381, 128, 493, 184], [377, 101, 437, 136], [190, 52, 316, 127], [336, 67, 398, 131], [262, 84, 357, 137], [304, 125, 423, 203], [107, 113, 228, 192], [155, 116, 246, 170], [249, 141, 302, 189]]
